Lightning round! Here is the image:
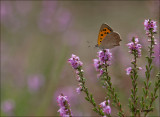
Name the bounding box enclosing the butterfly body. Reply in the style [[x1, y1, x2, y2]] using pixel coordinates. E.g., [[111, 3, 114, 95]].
[[96, 23, 121, 49]]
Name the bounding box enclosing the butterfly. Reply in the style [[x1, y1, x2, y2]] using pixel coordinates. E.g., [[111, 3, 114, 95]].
[[95, 23, 122, 49]]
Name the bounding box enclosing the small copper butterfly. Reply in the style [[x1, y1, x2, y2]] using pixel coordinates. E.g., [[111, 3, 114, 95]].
[[95, 23, 122, 49]]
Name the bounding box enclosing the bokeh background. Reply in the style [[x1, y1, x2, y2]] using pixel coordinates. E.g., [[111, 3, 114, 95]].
[[1, 0, 159, 116]]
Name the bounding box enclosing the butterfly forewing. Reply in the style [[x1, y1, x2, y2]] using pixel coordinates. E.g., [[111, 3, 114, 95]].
[[97, 23, 113, 46]]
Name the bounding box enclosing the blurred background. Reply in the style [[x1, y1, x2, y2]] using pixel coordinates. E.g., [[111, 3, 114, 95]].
[[1, 0, 159, 116]]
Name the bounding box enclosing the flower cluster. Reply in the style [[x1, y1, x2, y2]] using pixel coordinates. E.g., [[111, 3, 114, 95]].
[[99, 100, 111, 115], [93, 49, 112, 78], [68, 54, 83, 69], [68, 54, 83, 94], [126, 67, 132, 75], [144, 19, 157, 34], [127, 38, 142, 57], [57, 94, 72, 117]]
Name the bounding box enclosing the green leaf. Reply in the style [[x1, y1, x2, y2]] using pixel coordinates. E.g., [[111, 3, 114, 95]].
[[146, 65, 149, 72], [143, 88, 146, 95], [144, 82, 147, 87], [92, 108, 98, 112], [90, 94, 93, 99], [85, 97, 89, 101], [148, 82, 152, 88]]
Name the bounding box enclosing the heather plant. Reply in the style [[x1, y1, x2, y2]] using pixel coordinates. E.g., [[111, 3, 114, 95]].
[[56, 19, 159, 117]]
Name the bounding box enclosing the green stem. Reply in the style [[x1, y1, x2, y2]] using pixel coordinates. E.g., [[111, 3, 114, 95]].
[[78, 68, 105, 116], [103, 65, 125, 117], [144, 72, 160, 117], [129, 47, 139, 117]]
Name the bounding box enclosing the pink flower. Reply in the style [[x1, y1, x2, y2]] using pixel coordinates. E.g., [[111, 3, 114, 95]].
[[57, 94, 72, 116], [144, 19, 157, 33], [1, 100, 15, 115], [76, 86, 82, 94], [98, 49, 112, 64], [99, 100, 111, 115], [103, 106, 111, 114], [27, 75, 44, 93], [99, 101, 106, 108], [68, 54, 83, 69], [127, 38, 142, 57], [93, 59, 100, 71], [126, 67, 132, 75]]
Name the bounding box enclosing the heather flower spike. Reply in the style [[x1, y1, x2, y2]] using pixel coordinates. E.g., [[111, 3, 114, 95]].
[[127, 37, 142, 57], [144, 19, 157, 34], [99, 100, 111, 115], [94, 49, 125, 116], [57, 94, 72, 117], [141, 19, 159, 117], [68, 54, 105, 116], [126, 67, 132, 75], [68, 54, 83, 69]]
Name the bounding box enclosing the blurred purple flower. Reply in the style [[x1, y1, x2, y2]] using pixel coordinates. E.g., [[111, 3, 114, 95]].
[[99, 100, 111, 115], [0, 1, 24, 32], [55, 8, 72, 32], [42, 1, 57, 14], [127, 38, 142, 57], [126, 67, 132, 75], [0, 1, 12, 21], [68, 54, 83, 69], [1, 100, 15, 115], [15, 1, 32, 16], [37, 1, 57, 34], [27, 75, 45, 93], [38, 2, 72, 34], [57, 94, 72, 116], [138, 67, 142, 70], [144, 19, 157, 33]]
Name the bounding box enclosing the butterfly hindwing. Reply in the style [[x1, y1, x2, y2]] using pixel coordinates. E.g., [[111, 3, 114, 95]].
[[97, 23, 113, 46], [99, 32, 121, 49]]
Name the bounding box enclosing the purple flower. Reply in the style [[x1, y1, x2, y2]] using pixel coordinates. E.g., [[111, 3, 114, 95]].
[[98, 49, 112, 64], [93, 59, 100, 71], [127, 38, 142, 57], [57, 94, 72, 116], [99, 100, 111, 115], [138, 67, 142, 70], [68, 54, 83, 69], [103, 106, 111, 115], [97, 69, 104, 78], [99, 101, 106, 108], [76, 86, 82, 94], [27, 75, 44, 93], [126, 67, 132, 75], [1, 100, 15, 115], [107, 100, 110, 105], [144, 19, 157, 33]]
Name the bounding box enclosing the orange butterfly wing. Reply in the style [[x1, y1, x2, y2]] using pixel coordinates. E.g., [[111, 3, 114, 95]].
[[97, 24, 113, 46]]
